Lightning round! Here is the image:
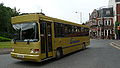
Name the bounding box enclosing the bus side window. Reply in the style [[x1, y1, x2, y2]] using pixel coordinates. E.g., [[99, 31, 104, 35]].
[[54, 22, 62, 37], [54, 22, 89, 37]]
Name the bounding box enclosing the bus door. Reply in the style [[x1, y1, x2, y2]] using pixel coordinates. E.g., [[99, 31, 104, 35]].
[[40, 21, 53, 59]]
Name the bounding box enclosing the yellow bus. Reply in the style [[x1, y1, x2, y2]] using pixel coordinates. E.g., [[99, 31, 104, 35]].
[[11, 13, 90, 62]]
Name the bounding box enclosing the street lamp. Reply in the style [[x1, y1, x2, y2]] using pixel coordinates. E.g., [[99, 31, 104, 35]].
[[75, 12, 82, 23]]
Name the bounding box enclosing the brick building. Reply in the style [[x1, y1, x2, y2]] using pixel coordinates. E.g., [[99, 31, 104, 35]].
[[88, 7, 114, 39], [108, 0, 120, 39], [86, 0, 120, 39], [88, 9, 98, 38]]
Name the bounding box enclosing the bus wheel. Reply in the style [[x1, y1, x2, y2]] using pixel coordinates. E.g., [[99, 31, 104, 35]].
[[56, 48, 63, 59], [82, 43, 86, 50]]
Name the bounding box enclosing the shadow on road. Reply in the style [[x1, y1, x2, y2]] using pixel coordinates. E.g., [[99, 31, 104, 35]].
[[14, 58, 57, 67], [13, 48, 90, 67]]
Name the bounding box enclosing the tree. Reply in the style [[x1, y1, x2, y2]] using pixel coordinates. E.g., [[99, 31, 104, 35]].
[[82, 23, 85, 25], [0, 3, 20, 38]]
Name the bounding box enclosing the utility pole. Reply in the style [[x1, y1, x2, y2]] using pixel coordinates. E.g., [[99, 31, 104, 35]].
[[41, 9, 43, 13]]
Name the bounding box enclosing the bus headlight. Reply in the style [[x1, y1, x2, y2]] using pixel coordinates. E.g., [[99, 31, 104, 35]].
[[12, 49, 14, 51], [30, 49, 40, 53]]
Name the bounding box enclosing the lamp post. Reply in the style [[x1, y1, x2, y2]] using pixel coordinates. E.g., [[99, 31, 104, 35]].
[[75, 12, 82, 23]]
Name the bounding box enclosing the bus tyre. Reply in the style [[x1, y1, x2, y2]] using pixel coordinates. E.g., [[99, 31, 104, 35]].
[[56, 49, 63, 59], [82, 43, 86, 50]]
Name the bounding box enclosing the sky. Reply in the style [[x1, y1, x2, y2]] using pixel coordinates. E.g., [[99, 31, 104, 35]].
[[0, 0, 109, 24]]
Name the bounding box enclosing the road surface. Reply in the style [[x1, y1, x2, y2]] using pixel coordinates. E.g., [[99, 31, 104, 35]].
[[0, 39, 120, 68]]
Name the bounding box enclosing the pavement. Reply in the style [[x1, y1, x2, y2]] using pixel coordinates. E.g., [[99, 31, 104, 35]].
[[0, 48, 12, 55]]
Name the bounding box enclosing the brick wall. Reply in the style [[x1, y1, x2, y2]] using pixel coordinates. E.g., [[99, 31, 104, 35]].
[[116, 4, 120, 22]]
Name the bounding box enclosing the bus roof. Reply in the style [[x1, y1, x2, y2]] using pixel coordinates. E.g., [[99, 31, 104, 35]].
[[11, 13, 89, 28], [11, 14, 39, 24]]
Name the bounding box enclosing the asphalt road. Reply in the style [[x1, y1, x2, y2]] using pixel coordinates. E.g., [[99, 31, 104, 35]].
[[1, 39, 120, 68]]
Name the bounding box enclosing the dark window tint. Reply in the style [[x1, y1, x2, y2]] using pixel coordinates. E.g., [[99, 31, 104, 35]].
[[54, 22, 89, 38]]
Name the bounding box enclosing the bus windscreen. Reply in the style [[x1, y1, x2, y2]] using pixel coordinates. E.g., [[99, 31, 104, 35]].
[[13, 22, 38, 42]]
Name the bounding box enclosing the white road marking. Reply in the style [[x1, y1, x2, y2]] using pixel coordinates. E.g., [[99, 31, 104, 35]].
[[109, 42, 120, 50]]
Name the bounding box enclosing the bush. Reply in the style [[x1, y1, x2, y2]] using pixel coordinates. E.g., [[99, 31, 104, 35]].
[[0, 32, 14, 39], [0, 36, 11, 42]]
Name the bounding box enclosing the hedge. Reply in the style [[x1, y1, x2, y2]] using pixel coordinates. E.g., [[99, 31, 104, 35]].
[[0, 36, 11, 42]]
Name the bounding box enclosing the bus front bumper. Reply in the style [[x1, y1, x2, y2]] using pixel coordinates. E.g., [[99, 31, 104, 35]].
[[11, 52, 40, 62]]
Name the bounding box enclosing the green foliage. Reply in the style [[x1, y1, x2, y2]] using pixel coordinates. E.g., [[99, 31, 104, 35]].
[[0, 36, 11, 42], [0, 42, 11, 48], [115, 21, 120, 34], [0, 32, 13, 39], [0, 3, 20, 38]]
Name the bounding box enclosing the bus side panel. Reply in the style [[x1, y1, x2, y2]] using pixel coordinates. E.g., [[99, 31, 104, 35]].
[[54, 36, 90, 55]]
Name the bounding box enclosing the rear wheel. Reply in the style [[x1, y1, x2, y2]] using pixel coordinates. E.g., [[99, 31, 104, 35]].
[[56, 48, 63, 59], [82, 43, 86, 50]]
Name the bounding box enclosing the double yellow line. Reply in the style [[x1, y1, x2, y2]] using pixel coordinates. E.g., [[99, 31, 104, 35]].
[[110, 42, 120, 50]]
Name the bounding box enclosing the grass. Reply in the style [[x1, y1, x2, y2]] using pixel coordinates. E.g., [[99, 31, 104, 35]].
[[0, 42, 11, 48], [0, 36, 11, 42]]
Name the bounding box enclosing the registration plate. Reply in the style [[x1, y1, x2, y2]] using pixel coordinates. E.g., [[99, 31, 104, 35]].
[[17, 55, 24, 58]]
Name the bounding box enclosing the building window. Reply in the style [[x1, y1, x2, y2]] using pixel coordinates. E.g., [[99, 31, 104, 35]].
[[104, 30, 107, 36], [106, 10, 110, 15], [98, 20, 101, 26], [104, 20, 107, 26], [104, 19, 111, 26], [115, 0, 120, 2], [108, 30, 110, 35], [108, 20, 111, 25]]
